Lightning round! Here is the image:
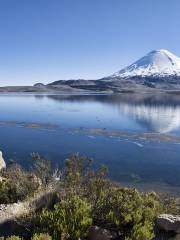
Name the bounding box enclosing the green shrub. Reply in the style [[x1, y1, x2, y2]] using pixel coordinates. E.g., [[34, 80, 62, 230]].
[[126, 222, 154, 240], [0, 180, 18, 203], [92, 188, 160, 239], [64, 153, 93, 192], [32, 153, 52, 185], [0, 162, 40, 204], [0, 153, 52, 204], [48, 153, 163, 240], [37, 195, 92, 240], [6, 236, 22, 240], [32, 233, 52, 240]]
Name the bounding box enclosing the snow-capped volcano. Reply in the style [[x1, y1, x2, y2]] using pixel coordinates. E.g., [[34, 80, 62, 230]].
[[111, 49, 180, 78]]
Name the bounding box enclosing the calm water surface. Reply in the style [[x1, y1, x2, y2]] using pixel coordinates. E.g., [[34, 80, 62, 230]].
[[1, 93, 180, 194]]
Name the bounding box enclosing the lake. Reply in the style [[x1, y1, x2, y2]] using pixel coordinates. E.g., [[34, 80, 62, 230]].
[[1, 93, 180, 194]]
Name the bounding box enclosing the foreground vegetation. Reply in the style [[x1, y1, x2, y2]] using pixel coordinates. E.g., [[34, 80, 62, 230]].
[[0, 153, 179, 240]]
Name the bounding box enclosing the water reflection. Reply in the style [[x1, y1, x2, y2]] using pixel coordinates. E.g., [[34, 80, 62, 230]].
[[118, 103, 180, 133], [46, 93, 180, 134]]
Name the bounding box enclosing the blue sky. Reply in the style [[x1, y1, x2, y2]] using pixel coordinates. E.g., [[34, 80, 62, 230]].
[[0, 0, 180, 86]]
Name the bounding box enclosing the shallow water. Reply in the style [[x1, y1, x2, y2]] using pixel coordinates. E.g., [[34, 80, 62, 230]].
[[1, 93, 180, 194]]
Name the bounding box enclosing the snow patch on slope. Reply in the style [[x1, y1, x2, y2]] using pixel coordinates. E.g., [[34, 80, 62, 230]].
[[112, 49, 180, 78]]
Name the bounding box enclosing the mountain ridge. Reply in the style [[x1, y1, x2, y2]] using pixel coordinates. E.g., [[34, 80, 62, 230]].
[[37, 49, 180, 93]]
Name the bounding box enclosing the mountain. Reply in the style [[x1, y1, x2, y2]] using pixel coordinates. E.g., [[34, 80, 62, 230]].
[[45, 49, 180, 93], [109, 49, 180, 79]]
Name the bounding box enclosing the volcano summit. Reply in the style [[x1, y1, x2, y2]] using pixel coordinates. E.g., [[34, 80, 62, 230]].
[[110, 49, 180, 78]]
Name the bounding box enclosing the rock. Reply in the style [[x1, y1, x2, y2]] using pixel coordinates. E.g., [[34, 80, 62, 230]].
[[0, 202, 30, 226], [0, 189, 57, 236], [88, 226, 114, 240], [157, 214, 180, 233], [0, 151, 6, 171]]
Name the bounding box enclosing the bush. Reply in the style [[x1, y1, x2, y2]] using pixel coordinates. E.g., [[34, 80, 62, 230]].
[[6, 237, 22, 240], [63, 155, 162, 240], [37, 195, 92, 240], [32, 233, 52, 240], [127, 222, 154, 240], [0, 234, 51, 240], [92, 187, 160, 240], [32, 153, 52, 185], [0, 154, 53, 204], [63, 153, 93, 192], [0, 162, 40, 204]]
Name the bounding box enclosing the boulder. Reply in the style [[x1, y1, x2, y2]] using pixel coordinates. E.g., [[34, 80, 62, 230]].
[[157, 214, 180, 233], [0, 202, 30, 237], [0, 190, 57, 236], [88, 226, 114, 240], [0, 151, 6, 171]]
